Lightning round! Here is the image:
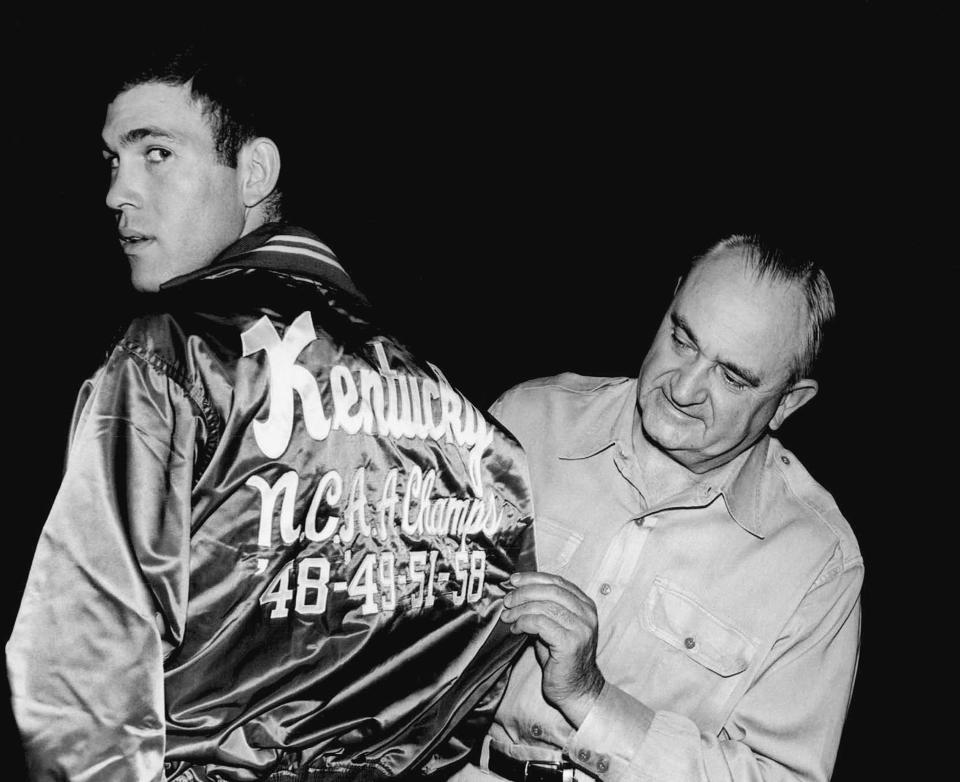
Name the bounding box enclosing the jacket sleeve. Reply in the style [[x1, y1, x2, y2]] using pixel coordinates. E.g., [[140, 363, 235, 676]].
[[565, 559, 863, 782], [420, 666, 514, 777], [6, 342, 199, 782]]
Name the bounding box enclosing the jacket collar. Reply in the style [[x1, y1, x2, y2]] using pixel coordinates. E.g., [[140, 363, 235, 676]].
[[560, 380, 769, 538], [160, 223, 368, 304]]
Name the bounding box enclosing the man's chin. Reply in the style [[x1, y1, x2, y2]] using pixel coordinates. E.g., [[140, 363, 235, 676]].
[[128, 265, 162, 293], [642, 403, 701, 449], [125, 249, 167, 292]]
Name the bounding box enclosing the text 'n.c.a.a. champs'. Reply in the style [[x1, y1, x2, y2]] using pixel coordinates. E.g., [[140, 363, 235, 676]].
[[237, 310, 516, 622]]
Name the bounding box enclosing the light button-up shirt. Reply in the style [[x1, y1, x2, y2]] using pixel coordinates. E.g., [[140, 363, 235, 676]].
[[453, 373, 863, 782]]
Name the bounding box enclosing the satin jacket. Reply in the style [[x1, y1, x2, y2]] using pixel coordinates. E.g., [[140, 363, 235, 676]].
[[7, 225, 535, 781]]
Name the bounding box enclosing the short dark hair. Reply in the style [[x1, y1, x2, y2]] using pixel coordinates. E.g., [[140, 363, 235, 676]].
[[111, 44, 282, 219], [691, 235, 836, 384]]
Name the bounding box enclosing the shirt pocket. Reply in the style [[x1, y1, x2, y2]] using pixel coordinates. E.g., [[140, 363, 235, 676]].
[[642, 577, 755, 678], [532, 515, 584, 575]]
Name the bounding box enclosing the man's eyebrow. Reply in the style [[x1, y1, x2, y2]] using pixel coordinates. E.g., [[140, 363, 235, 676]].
[[106, 126, 179, 148], [719, 358, 762, 388], [670, 311, 763, 387]]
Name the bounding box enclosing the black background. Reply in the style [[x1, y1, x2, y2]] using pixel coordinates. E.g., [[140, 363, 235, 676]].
[[5, 9, 914, 780]]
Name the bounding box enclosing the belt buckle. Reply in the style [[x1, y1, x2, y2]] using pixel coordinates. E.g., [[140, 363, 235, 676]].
[[522, 760, 575, 781]]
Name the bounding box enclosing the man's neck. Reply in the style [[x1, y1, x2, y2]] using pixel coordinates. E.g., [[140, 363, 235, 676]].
[[240, 208, 270, 238], [630, 415, 740, 508]]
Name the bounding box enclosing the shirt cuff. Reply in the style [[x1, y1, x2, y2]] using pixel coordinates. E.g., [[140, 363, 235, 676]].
[[563, 682, 655, 781]]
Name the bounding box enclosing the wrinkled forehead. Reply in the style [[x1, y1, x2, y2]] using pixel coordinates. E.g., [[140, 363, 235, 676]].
[[674, 250, 808, 379], [102, 81, 213, 147]]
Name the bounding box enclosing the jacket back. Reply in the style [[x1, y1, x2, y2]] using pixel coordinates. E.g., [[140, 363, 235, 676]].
[[8, 226, 535, 781]]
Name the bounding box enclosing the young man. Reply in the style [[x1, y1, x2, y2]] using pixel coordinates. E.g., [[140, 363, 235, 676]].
[[7, 48, 534, 781], [456, 238, 862, 781]]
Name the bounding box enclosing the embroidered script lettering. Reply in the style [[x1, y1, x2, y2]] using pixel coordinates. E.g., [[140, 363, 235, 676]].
[[241, 312, 494, 495]]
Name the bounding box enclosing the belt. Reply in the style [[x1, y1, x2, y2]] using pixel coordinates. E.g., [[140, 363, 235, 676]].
[[487, 745, 580, 782]]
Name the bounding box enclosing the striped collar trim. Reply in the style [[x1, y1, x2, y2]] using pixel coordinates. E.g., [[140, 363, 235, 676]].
[[160, 224, 366, 303], [251, 234, 347, 276]]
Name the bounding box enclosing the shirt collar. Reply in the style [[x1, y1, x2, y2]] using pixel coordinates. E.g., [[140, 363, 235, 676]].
[[559, 380, 770, 538], [558, 379, 637, 461], [711, 436, 769, 538]]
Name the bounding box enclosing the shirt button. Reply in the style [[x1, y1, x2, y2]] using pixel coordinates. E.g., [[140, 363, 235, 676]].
[[597, 756, 610, 773], [781, 455, 790, 465], [599, 583, 612, 596], [531, 723, 543, 737], [684, 636, 696, 649], [577, 748, 591, 763]]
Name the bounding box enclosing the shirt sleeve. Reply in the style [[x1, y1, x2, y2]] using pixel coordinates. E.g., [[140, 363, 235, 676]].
[[565, 558, 864, 782], [6, 342, 200, 782]]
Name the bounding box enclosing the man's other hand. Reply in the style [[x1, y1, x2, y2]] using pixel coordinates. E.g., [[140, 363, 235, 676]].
[[500, 571, 606, 727]]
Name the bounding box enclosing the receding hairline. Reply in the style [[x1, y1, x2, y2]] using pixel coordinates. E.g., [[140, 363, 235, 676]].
[[685, 245, 809, 303], [683, 235, 836, 383], [676, 251, 811, 384]]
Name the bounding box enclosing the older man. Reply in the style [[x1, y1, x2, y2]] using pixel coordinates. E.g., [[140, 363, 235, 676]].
[[7, 47, 534, 781], [456, 237, 862, 781]]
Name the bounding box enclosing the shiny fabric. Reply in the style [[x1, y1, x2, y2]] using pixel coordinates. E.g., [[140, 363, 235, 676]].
[[7, 225, 535, 781], [453, 374, 862, 782]]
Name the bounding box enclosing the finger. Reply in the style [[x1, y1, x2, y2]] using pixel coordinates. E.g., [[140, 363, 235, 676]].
[[507, 610, 569, 647], [501, 599, 592, 636], [508, 571, 594, 606], [504, 583, 595, 619]]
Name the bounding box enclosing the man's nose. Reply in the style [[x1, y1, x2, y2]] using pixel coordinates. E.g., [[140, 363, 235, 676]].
[[669, 358, 709, 406], [105, 163, 141, 212]]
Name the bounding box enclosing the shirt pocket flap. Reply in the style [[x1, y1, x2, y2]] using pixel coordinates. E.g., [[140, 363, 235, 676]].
[[642, 578, 755, 677]]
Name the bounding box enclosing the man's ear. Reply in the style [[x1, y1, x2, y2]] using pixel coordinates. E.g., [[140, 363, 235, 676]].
[[238, 137, 281, 208], [769, 378, 818, 431]]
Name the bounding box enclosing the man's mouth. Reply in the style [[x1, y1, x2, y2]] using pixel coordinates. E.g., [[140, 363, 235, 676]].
[[118, 231, 154, 251]]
